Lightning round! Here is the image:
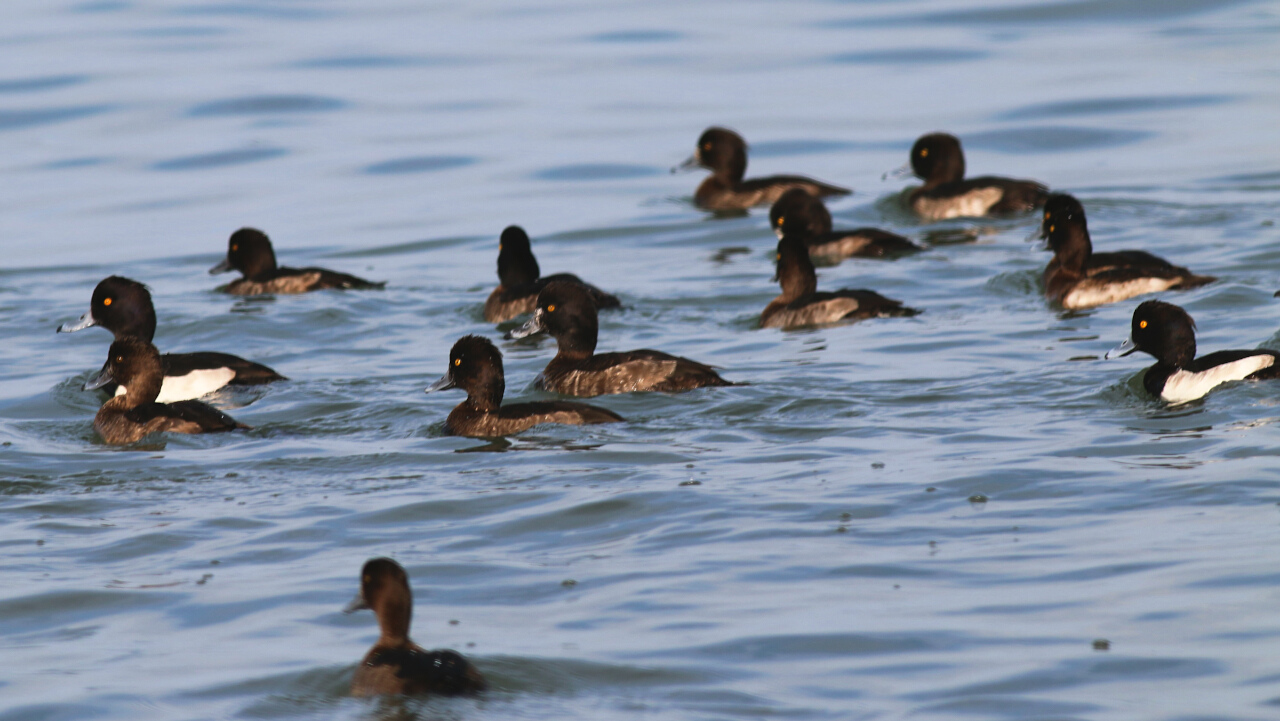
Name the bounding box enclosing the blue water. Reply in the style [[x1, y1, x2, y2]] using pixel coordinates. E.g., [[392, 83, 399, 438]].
[[3, 1, 1280, 719]]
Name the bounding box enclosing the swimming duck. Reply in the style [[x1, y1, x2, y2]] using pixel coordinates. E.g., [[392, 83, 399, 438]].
[[674, 127, 851, 212], [345, 557, 486, 697], [483, 226, 620, 323], [762, 235, 921, 329], [509, 281, 734, 396], [1036, 194, 1214, 310], [1105, 300, 1280, 403], [769, 189, 921, 260], [426, 335, 623, 436], [87, 337, 249, 444], [897, 132, 1048, 221], [210, 228, 385, 295], [58, 275, 284, 401]]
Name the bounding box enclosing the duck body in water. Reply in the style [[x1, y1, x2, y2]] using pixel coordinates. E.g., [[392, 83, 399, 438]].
[[761, 235, 921, 329], [210, 228, 385, 295], [88, 337, 250, 444], [345, 558, 486, 697], [675, 127, 850, 212]]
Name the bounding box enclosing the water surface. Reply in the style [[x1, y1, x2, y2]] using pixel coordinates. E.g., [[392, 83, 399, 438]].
[[3, 1, 1280, 719]]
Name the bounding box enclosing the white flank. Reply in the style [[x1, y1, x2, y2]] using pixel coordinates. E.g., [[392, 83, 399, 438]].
[[1161, 355, 1275, 403], [115, 367, 237, 403], [1062, 277, 1178, 310], [914, 187, 1003, 221]]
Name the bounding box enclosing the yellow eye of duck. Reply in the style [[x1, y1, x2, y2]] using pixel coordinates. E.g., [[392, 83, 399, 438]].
[[103, 297, 112, 306], [231, 244, 238, 251], [775, 253, 781, 260], [1139, 320, 1147, 329], [498, 244, 503, 251], [547, 304, 556, 312], [115, 355, 123, 363], [776, 216, 785, 226], [920, 148, 928, 157], [1048, 225, 1054, 233], [703, 142, 711, 151], [454, 358, 461, 366], [1044, 211, 1051, 220]]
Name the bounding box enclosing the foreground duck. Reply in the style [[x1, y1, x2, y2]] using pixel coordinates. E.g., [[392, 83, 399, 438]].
[[1036, 194, 1213, 309], [58, 275, 284, 401], [762, 235, 921, 329], [210, 228, 385, 295], [484, 225, 620, 323], [769, 189, 921, 261], [87, 337, 249, 444], [510, 281, 735, 396], [426, 335, 622, 436], [896, 132, 1048, 221], [1106, 300, 1280, 403], [675, 127, 850, 212], [345, 558, 486, 697]]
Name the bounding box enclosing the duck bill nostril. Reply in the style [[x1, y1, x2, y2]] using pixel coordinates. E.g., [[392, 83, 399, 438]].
[[671, 153, 700, 174], [507, 310, 545, 340], [83, 362, 115, 390], [342, 591, 369, 614], [1105, 338, 1137, 360], [57, 311, 98, 333], [425, 372, 456, 393], [882, 163, 912, 181]]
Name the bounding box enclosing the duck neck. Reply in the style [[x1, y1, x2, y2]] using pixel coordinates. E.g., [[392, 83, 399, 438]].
[[555, 327, 598, 361], [712, 149, 746, 185], [498, 248, 540, 287], [244, 251, 278, 281], [1052, 224, 1092, 274], [777, 240, 818, 301], [921, 155, 964, 189], [112, 307, 157, 343], [465, 380, 503, 413], [375, 597, 412, 645], [124, 371, 163, 408]]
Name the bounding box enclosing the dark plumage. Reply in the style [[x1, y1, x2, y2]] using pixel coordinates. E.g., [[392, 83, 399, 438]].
[[483, 226, 620, 323], [675, 127, 850, 212], [209, 228, 385, 295], [426, 335, 623, 437], [88, 337, 250, 444], [901, 133, 1048, 221], [769, 189, 921, 260], [1105, 300, 1280, 403], [345, 558, 486, 697], [1036, 194, 1214, 310], [57, 275, 284, 401], [761, 235, 921, 329], [510, 281, 735, 396]]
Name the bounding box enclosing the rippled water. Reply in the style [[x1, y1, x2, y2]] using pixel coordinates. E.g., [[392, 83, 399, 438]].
[[4, 1, 1280, 719]]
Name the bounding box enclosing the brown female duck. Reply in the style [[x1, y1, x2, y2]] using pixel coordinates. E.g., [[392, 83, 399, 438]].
[[210, 228, 384, 295], [761, 235, 921, 329], [769, 189, 921, 261], [426, 335, 622, 436], [675, 127, 850, 212], [88, 337, 249, 444], [345, 558, 486, 697], [483, 225, 620, 323], [510, 281, 734, 396]]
